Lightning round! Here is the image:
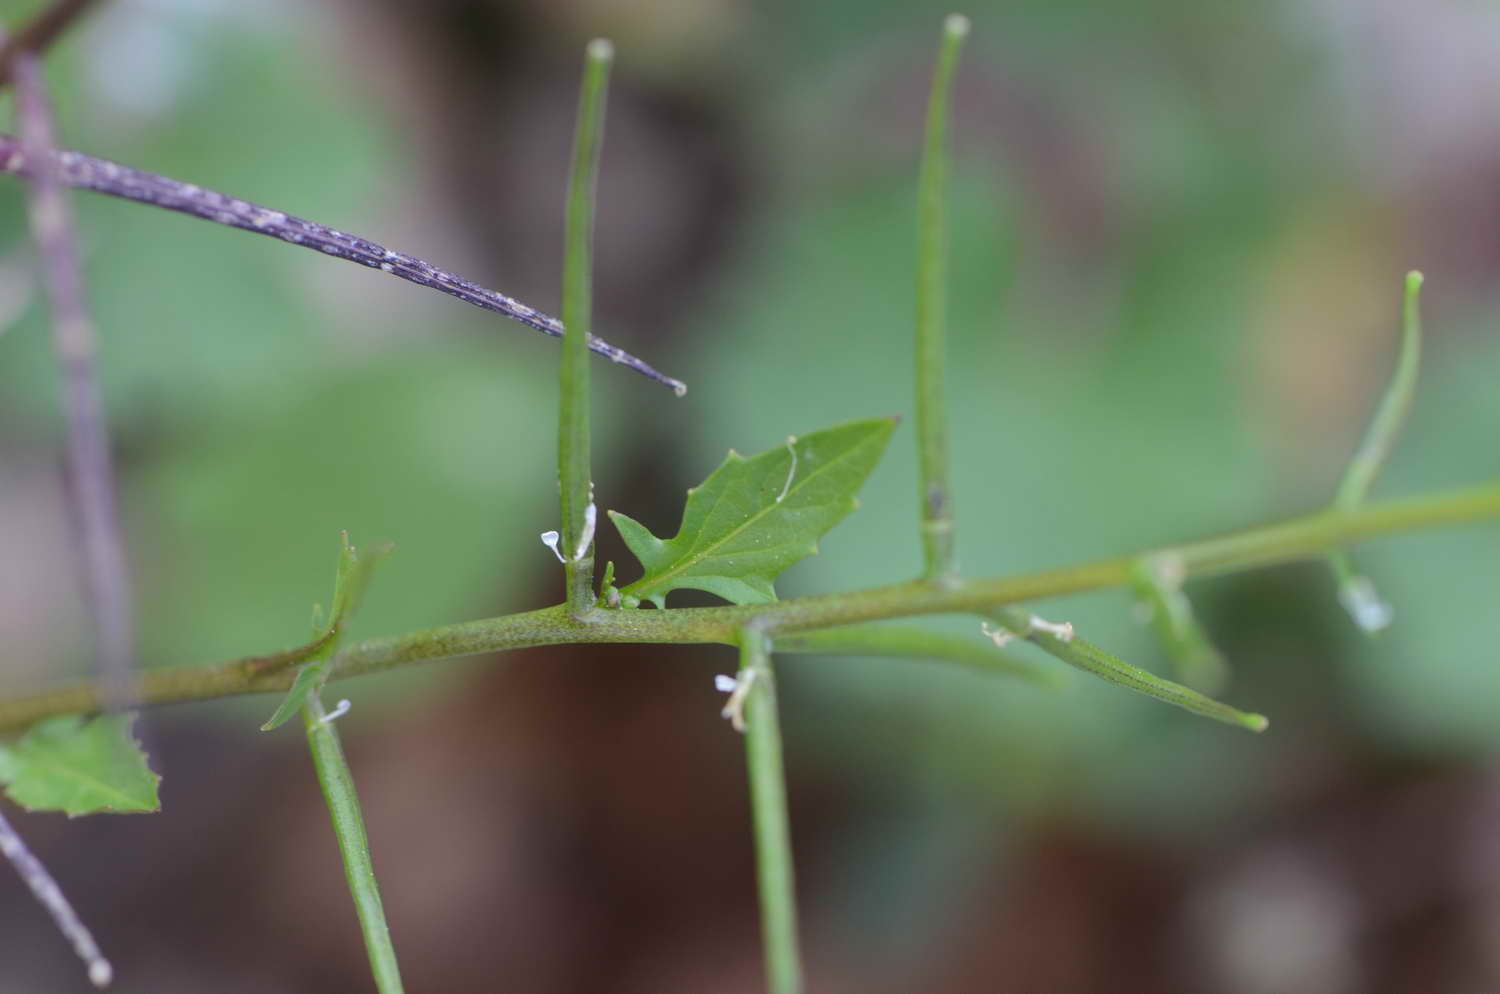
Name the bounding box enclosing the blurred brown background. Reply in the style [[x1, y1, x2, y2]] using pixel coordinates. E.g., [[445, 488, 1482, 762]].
[[4, 0, 1500, 990]]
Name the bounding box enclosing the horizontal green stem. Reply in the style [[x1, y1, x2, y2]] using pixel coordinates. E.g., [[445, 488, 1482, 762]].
[[2, 481, 1499, 733]]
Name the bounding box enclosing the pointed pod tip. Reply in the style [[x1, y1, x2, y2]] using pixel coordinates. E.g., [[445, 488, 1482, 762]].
[[1243, 712, 1270, 734]]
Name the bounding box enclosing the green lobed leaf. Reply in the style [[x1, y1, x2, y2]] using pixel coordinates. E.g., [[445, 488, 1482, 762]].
[[0, 714, 160, 816], [262, 533, 391, 731], [610, 418, 897, 607]]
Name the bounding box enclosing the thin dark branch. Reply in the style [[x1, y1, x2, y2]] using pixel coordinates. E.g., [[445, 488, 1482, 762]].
[[0, 0, 102, 88], [0, 806, 113, 987], [0, 132, 688, 393], [14, 52, 136, 712]]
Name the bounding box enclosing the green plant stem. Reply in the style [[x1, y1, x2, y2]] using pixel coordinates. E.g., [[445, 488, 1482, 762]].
[[1327, 270, 1423, 633], [559, 39, 613, 619], [740, 626, 802, 994], [1334, 271, 1424, 509], [914, 14, 969, 584], [986, 606, 1265, 731], [2, 481, 1499, 733], [775, 623, 1058, 687], [1126, 555, 1229, 693], [303, 694, 404, 994]]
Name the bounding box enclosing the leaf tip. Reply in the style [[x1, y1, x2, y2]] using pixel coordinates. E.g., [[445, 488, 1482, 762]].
[[1243, 712, 1270, 734]]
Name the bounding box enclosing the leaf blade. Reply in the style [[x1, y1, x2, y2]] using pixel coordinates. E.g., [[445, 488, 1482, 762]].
[[262, 534, 391, 731], [612, 418, 896, 606], [0, 714, 160, 816]]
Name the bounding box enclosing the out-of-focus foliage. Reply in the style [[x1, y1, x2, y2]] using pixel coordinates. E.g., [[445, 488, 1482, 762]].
[[5, 0, 1500, 988]]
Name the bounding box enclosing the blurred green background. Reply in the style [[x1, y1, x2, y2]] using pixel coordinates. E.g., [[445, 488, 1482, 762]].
[[4, 0, 1500, 991]]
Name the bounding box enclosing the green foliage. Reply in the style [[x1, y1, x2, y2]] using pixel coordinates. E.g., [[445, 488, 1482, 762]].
[[262, 533, 390, 732], [0, 714, 159, 816], [6, 11, 1500, 994], [609, 418, 897, 607]]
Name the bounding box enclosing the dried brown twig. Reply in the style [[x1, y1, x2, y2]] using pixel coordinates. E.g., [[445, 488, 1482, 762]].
[[13, 52, 137, 713], [0, 133, 688, 393]]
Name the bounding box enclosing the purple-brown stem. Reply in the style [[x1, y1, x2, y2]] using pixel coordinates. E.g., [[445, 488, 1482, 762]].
[[0, 806, 113, 987], [14, 53, 137, 712], [0, 132, 687, 393]]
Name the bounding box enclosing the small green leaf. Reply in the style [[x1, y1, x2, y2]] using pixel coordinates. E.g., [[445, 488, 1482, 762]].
[[262, 533, 392, 731], [610, 418, 897, 607], [0, 714, 160, 816]]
